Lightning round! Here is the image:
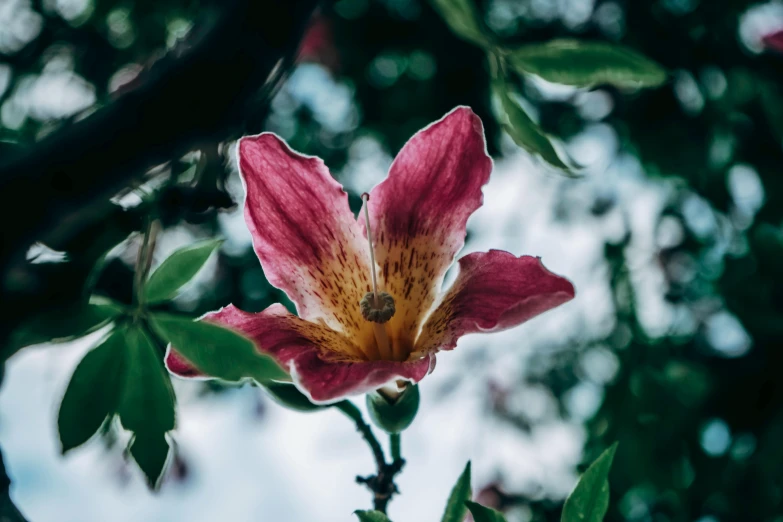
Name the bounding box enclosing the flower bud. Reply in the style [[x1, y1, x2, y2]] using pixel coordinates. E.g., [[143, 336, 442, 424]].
[[366, 384, 420, 433]]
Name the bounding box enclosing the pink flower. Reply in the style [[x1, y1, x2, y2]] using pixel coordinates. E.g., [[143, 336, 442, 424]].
[[166, 107, 575, 404], [763, 29, 783, 54]]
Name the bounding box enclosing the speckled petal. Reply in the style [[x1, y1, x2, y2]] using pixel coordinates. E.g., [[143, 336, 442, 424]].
[[238, 134, 377, 355], [165, 304, 431, 403], [361, 107, 493, 359], [416, 250, 575, 353]]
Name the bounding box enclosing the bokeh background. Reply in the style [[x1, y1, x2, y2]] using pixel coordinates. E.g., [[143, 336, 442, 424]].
[[2, 0, 783, 521]]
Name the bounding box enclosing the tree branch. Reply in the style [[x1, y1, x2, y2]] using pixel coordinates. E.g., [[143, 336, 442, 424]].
[[0, 0, 319, 338]]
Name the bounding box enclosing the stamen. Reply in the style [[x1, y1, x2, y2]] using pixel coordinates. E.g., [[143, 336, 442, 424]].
[[361, 193, 379, 297], [360, 192, 396, 361]]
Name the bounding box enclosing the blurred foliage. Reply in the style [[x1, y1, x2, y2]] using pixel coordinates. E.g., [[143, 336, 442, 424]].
[[2, 0, 783, 520]]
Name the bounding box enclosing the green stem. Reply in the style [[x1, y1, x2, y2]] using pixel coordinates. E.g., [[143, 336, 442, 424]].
[[390, 433, 401, 462], [132, 218, 159, 312], [335, 401, 386, 469]]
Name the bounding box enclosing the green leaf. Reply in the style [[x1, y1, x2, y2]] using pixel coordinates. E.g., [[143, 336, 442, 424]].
[[509, 39, 666, 88], [58, 329, 127, 453], [118, 325, 176, 434], [354, 510, 392, 522], [264, 382, 325, 412], [118, 325, 175, 489], [465, 501, 508, 522], [150, 313, 289, 383], [144, 239, 222, 304], [128, 431, 171, 489], [442, 462, 472, 522], [561, 443, 618, 522], [6, 302, 121, 355], [493, 79, 571, 171], [429, 0, 489, 48]]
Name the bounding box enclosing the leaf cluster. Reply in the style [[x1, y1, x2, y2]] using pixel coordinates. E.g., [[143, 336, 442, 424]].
[[430, 0, 666, 174]]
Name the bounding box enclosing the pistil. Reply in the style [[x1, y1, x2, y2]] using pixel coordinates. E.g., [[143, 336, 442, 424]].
[[359, 193, 396, 361]]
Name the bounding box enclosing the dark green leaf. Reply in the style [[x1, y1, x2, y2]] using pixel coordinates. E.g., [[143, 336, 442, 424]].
[[150, 313, 289, 383], [442, 462, 472, 522], [144, 239, 222, 304], [118, 325, 176, 434], [58, 329, 127, 453], [264, 382, 325, 412], [118, 325, 175, 489], [6, 302, 121, 355], [494, 79, 571, 171], [429, 0, 489, 47], [128, 431, 171, 489], [509, 39, 666, 88], [561, 443, 618, 522], [465, 501, 508, 522], [760, 81, 783, 144], [354, 510, 392, 522]]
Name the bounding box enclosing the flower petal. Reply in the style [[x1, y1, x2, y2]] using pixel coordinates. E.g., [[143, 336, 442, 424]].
[[363, 107, 493, 358], [165, 304, 431, 403], [763, 29, 783, 53], [290, 348, 432, 404], [238, 134, 377, 353], [416, 250, 575, 353]]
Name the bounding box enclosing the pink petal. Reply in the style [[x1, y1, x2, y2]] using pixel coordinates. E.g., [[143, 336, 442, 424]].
[[165, 304, 431, 404], [362, 107, 492, 357], [763, 30, 783, 53], [416, 250, 575, 353], [238, 134, 376, 348], [290, 348, 432, 404]]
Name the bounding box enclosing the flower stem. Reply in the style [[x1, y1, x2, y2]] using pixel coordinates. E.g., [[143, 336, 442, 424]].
[[336, 401, 385, 469], [336, 400, 405, 514], [390, 433, 401, 462], [133, 218, 159, 310]]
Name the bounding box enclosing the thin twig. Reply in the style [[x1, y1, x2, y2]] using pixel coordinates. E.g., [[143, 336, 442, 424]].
[[132, 218, 159, 309]]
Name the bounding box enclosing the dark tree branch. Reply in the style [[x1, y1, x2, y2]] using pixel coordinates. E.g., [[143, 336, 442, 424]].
[[0, 0, 319, 338]]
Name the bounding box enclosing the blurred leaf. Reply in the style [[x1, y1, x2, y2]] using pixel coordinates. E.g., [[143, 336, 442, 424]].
[[442, 462, 472, 522], [150, 313, 289, 383], [144, 239, 222, 304], [128, 431, 171, 489], [561, 443, 618, 522], [6, 302, 121, 357], [354, 510, 392, 522], [118, 325, 175, 489], [58, 328, 126, 453], [89, 295, 132, 316], [493, 79, 571, 171], [264, 382, 325, 412], [508, 40, 666, 88], [465, 501, 508, 522], [760, 81, 783, 145], [429, 0, 489, 47]]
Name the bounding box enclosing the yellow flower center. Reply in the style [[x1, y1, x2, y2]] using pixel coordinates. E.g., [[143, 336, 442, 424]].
[[358, 192, 403, 362]]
